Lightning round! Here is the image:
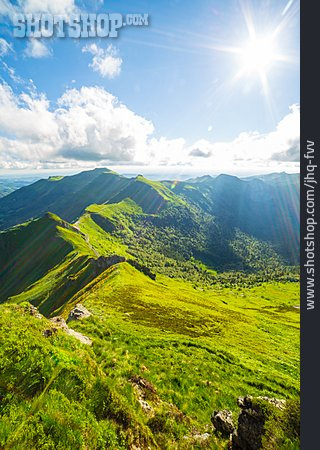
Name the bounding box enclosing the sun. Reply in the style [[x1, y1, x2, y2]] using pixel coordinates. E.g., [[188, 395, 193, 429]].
[[239, 37, 276, 75]]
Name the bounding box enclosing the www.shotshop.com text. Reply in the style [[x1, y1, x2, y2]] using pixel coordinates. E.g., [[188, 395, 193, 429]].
[[304, 140, 317, 310]]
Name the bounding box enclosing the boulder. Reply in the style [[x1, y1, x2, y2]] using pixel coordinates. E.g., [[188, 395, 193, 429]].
[[67, 304, 91, 323], [232, 396, 287, 450], [211, 409, 235, 437], [50, 316, 92, 346], [25, 304, 42, 319]]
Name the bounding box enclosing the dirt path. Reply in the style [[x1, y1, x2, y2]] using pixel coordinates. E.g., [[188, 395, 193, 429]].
[[73, 220, 100, 258]]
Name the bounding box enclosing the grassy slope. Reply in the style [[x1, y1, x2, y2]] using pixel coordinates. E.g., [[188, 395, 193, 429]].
[[70, 263, 300, 410], [0, 262, 299, 449], [0, 212, 100, 313], [0, 195, 300, 448], [0, 170, 182, 230], [0, 213, 75, 302], [0, 303, 153, 450]]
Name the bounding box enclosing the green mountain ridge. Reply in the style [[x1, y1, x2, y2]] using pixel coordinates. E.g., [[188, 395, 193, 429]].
[[0, 168, 299, 265], [0, 168, 300, 449]]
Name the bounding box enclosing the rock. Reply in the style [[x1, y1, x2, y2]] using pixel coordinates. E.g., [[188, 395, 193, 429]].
[[67, 304, 91, 323], [193, 432, 211, 442], [183, 432, 211, 443], [66, 328, 92, 346], [25, 304, 42, 319], [50, 316, 92, 346], [127, 259, 156, 280], [42, 328, 58, 337], [130, 375, 157, 395], [50, 316, 68, 330], [232, 396, 287, 450], [211, 410, 235, 437], [90, 255, 126, 274], [138, 399, 154, 415], [130, 375, 157, 416]]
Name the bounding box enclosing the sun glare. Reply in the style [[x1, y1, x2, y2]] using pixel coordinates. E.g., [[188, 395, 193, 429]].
[[239, 37, 276, 74]]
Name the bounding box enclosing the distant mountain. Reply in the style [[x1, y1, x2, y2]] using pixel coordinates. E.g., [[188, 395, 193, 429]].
[[0, 169, 182, 230], [0, 176, 38, 198], [0, 168, 299, 266], [163, 172, 299, 264]]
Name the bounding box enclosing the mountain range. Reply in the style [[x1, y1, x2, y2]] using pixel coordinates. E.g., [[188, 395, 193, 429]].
[[0, 168, 300, 449]]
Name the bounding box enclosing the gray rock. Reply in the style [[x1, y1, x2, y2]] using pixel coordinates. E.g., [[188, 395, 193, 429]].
[[26, 304, 42, 319], [67, 304, 91, 323], [50, 316, 92, 346], [138, 399, 154, 415], [211, 409, 235, 436], [232, 396, 287, 450]]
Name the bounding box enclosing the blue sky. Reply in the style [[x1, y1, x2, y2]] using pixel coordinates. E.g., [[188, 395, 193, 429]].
[[0, 0, 300, 176]]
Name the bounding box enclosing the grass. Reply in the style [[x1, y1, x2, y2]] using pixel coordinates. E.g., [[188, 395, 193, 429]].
[[0, 196, 300, 448], [70, 263, 299, 446], [0, 260, 299, 448]]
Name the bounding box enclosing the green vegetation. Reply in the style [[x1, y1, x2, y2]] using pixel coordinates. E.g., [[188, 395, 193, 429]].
[[0, 169, 300, 448], [0, 264, 299, 449], [254, 397, 300, 449]]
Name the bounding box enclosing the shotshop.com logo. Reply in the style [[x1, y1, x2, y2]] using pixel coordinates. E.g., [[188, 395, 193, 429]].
[[13, 13, 149, 39]]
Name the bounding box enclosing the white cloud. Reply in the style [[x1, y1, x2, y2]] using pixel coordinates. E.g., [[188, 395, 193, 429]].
[[0, 0, 16, 16], [0, 80, 300, 174], [82, 44, 122, 79], [22, 0, 76, 14], [1, 61, 23, 84], [25, 39, 51, 58], [183, 104, 300, 170], [0, 38, 12, 56], [0, 0, 76, 16], [0, 84, 153, 168]]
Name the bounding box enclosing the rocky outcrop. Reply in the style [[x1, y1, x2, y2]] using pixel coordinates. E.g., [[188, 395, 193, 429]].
[[232, 396, 287, 450], [67, 303, 91, 323], [90, 255, 126, 274], [211, 409, 235, 437], [26, 304, 43, 319], [48, 316, 92, 346], [127, 259, 156, 280], [129, 375, 157, 417]]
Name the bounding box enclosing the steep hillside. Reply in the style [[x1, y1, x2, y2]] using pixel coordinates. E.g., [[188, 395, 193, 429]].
[[0, 213, 76, 302], [0, 262, 300, 449], [0, 169, 300, 449], [0, 212, 103, 307], [165, 173, 299, 264], [0, 170, 181, 230]]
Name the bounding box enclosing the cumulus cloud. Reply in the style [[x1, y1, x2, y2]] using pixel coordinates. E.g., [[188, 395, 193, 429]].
[[24, 39, 51, 58], [22, 0, 76, 14], [0, 84, 153, 168], [189, 140, 213, 158], [0, 80, 300, 173], [82, 44, 122, 79], [185, 104, 300, 168]]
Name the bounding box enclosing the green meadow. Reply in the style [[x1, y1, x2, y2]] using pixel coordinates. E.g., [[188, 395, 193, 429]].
[[0, 170, 300, 449]]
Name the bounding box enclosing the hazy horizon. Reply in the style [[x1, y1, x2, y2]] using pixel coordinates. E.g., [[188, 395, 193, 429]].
[[0, 165, 300, 182]]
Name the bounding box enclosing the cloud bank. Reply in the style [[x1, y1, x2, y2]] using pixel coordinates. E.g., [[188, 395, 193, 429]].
[[0, 81, 300, 172]]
